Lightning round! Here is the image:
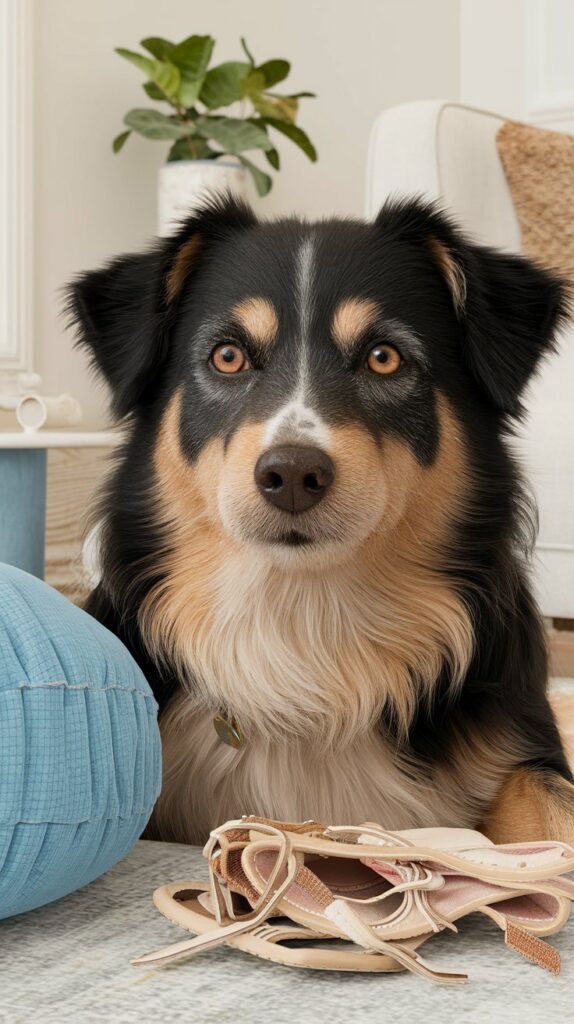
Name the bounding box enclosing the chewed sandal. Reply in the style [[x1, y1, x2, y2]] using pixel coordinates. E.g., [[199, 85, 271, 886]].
[[133, 816, 574, 984]]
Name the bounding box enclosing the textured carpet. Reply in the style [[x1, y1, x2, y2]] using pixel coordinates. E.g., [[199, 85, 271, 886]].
[[2, 839, 573, 1024]]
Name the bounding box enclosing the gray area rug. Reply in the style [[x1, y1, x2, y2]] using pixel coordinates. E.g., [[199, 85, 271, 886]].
[[2, 839, 573, 1024]]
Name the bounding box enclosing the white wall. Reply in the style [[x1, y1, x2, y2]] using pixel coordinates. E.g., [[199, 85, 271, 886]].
[[461, 0, 574, 131], [34, 0, 460, 427]]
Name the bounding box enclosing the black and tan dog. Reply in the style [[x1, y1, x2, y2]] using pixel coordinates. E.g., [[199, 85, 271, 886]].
[[69, 195, 574, 846]]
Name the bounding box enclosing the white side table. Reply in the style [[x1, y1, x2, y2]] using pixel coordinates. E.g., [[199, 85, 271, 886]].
[[0, 431, 118, 579]]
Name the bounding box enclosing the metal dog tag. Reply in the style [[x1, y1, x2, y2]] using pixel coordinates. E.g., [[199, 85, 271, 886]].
[[213, 713, 244, 749]]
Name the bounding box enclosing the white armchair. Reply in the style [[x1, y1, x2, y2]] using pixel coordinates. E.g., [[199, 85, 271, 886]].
[[366, 101, 574, 619]]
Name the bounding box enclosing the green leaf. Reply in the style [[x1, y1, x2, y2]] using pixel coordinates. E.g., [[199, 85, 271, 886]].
[[167, 139, 191, 162], [116, 48, 155, 77], [264, 146, 280, 170], [143, 81, 166, 101], [195, 116, 273, 154], [265, 118, 317, 161], [152, 60, 181, 98], [240, 37, 255, 66], [112, 129, 131, 153], [140, 36, 174, 60], [170, 35, 214, 77], [167, 138, 218, 162], [116, 48, 181, 99], [168, 36, 215, 107], [286, 91, 316, 98], [124, 108, 190, 140], [200, 62, 251, 109], [178, 76, 203, 108], [255, 59, 290, 88], [252, 93, 298, 123], [238, 155, 273, 196], [244, 70, 266, 97]]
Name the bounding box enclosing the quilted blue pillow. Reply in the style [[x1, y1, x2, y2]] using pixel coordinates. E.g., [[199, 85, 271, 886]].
[[0, 563, 161, 919]]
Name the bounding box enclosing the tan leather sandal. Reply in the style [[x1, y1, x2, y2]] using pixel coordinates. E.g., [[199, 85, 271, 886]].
[[133, 816, 574, 983]]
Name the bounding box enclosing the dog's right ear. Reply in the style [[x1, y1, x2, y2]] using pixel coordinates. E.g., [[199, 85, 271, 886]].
[[376, 197, 568, 418], [67, 195, 256, 418]]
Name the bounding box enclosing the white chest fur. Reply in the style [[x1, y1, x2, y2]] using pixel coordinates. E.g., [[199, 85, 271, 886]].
[[144, 548, 495, 844], [152, 697, 495, 844]]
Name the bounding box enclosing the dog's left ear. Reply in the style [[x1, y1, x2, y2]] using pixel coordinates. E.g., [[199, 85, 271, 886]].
[[376, 199, 569, 417], [67, 195, 256, 418]]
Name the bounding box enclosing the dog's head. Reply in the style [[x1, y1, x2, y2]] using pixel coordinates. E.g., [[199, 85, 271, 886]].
[[70, 196, 567, 570]]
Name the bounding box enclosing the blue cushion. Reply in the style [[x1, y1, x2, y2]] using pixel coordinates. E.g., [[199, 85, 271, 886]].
[[0, 563, 161, 919]]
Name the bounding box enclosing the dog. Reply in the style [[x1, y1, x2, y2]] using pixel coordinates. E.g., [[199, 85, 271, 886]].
[[69, 194, 574, 846]]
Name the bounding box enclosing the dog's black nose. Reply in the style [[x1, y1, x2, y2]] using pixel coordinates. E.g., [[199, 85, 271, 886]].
[[255, 446, 335, 513]]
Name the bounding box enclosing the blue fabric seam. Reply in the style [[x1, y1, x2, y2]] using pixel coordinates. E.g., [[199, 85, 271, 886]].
[[11, 681, 158, 707], [1, 809, 159, 826]]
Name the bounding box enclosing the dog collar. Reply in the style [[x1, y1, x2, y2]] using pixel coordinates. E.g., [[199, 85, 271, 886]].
[[213, 712, 244, 749]]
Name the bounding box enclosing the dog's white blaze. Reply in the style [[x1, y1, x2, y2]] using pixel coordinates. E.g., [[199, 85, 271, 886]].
[[262, 235, 330, 449], [261, 395, 330, 448], [296, 235, 315, 347]]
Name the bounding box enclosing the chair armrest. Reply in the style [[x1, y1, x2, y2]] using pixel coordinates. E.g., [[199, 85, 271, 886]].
[[365, 100, 521, 250]]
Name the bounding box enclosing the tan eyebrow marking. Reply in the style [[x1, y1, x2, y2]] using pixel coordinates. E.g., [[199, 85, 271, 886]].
[[231, 297, 279, 347], [165, 234, 204, 303], [332, 298, 380, 351], [428, 237, 467, 315]]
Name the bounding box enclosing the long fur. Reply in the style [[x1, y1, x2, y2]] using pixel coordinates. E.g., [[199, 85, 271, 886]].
[[68, 196, 573, 844]]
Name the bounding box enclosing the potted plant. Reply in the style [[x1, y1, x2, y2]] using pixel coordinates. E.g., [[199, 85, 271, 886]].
[[113, 34, 317, 233]]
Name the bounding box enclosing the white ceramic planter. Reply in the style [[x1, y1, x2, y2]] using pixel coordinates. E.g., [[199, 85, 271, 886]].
[[158, 159, 248, 236]]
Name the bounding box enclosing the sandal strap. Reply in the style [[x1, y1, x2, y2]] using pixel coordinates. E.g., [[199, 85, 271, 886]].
[[478, 904, 562, 976], [323, 899, 466, 984], [133, 831, 300, 967], [331, 824, 574, 883], [205, 816, 325, 919]]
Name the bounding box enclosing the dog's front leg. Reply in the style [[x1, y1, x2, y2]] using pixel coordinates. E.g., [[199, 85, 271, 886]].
[[482, 768, 574, 845]]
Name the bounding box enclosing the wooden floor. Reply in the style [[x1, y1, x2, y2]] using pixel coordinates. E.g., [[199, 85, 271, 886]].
[[45, 447, 111, 603], [549, 628, 574, 678]]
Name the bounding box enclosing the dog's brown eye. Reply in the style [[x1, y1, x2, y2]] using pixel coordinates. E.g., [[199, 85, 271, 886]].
[[366, 344, 402, 375], [210, 343, 250, 374]]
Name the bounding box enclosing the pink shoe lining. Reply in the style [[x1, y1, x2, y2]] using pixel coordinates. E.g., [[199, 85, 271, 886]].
[[252, 849, 561, 929]]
